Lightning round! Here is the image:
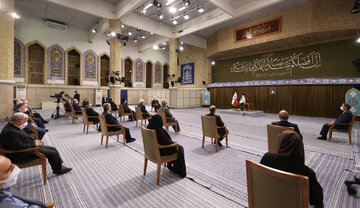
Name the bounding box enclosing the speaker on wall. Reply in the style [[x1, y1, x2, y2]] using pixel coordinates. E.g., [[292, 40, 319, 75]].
[[352, 58, 360, 71]]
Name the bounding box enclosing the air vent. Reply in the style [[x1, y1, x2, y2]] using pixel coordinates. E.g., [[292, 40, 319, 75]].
[[46, 20, 67, 32]]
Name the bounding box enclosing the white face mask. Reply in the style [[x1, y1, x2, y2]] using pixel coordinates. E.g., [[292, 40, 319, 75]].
[[23, 108, 28, 112], [19, 122, 27, 130], [340, 106, 344, 111], [25, 101, 28, 104], [89, 104, 92, 107], [0, 166, 21, 189]]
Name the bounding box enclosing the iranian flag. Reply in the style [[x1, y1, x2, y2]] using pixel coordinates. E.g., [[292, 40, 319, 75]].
[[231, 89, 238, 107]]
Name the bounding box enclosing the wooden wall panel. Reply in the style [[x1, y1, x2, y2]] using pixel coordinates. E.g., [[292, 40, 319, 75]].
[[209, 85, 353, 118]]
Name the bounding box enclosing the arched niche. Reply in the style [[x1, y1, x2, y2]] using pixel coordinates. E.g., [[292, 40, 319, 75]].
[[145, 61, 153, 88], [14, 39, 25, 80], [99, 53, 110, 86], [26, 41, 46, 84], [47, 44, 65, 83], [154, 61, 162, 85], [67, 48, 81, 85], [163, 63, 169, 88], [124, 56, 133, 87]]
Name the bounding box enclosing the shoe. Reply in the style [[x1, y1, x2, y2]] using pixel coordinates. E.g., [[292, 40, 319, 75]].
[[217, 141, 223, 147], [43, 120, 49, 124], [53, 166, 72, 175], [317, 137, 326, 140], [45, 129, 49, 132], [126, 138, 136, 143]]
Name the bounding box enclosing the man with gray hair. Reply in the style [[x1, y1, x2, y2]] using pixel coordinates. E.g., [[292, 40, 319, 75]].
[[159, 100, 180, 133], [138, 99, 151, 119], [0, 113, 72, 175]]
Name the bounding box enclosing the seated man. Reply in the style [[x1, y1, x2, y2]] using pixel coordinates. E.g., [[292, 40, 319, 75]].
[[109, 97, 118, 111], [15, 103, 46, 140], [0, 155, 49, 208], [82, 98, 88, 107], [205, 105, 229, 146], [103, 103, 136, 143], [84, 101, 99, 125], [22, 98, 48, 124], [16, 103, 46, 129], [236, 94, 246, 110], [64, 97, 72, 113], [272, 110, 302, 138], [102, 95, 108, 106], [159, 100, 180, 133], [12, 98, 22, 112], [0, 113, 72, 175], [317, 103, 353, 140], [73, 90, 80, 103], [121, 98, 136, 121], [261, 131, 323, 207], [138, 99, 151, 119], [151, 96, 161, 111], [72, 99, 82, 115]]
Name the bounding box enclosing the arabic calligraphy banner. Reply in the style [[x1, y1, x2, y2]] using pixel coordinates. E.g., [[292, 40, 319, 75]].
[[212, 39, 360, 82], [47, 44, 65, 80], [181, 62, 194, 85], [83, 50, 98, 81], [134, 58, 144, 82], [235, 17, 281, 42]]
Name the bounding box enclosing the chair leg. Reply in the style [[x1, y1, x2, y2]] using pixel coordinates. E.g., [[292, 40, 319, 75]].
[[157, 163, 161, 185], [143, 157, 148, 175], [202, 135, 205, 148], [215, 138, 218, 152], [176, 123, 178, 134], [136, 120, 138, 127], [211, 137, 213, 144], [226, 134, 228, 148], [86, 124, 89, 134], [163, 162, 166, 167], [42, 161, 47, 185], [83, 123, 85, 132], [105, 136, 109, 149], [123, 132, 126, 146], [141, 119, 143, 127], [117, 134, 119, 142], [349, 132, 352, 145], [329, 129, 332, 141], [101, 134, 104, 145]]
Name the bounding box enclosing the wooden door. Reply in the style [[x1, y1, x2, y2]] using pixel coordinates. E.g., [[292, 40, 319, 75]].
[[28, 43, 44, 84], [146, 62, 152, 88], [124, 58, 132, 87], [68, 49, 80, 85], [100, 55, 109, 86]]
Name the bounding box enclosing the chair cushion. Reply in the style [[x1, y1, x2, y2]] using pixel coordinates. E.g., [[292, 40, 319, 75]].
[[108, 130, 124, 136], [160, 153, 178, 162], [16, 158, 42, 168]]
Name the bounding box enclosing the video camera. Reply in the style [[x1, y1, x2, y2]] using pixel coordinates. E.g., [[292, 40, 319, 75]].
[[50, 91, 68, 103]]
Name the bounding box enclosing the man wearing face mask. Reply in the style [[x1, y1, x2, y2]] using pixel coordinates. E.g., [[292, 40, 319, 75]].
[[317, 103, 353, 140], [0, 155, 48, 208], [0, 113, 72, 175], [15, 103, 47, 140]]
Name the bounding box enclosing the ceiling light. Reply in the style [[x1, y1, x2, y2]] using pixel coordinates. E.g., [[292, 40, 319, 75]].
[[169, 7, 177, 13], [161, 47, 166, 50], [178, 6, 186, 12], [162, 42, 166, 45], [179, 46, 184, 51], [166, 0, 175, 6], [357, 36, 360, 43], [172, 19, 178, 25], [153, 45, 159, 50], [144, 3, 153, 10], [150, 32, 154, 35], [128, 31, 132, 36], [141, 34, 146, 39], [180, 41, 183, 45], [91, 29, 96, 33], [121, 24, 124, 28], [110, 31, 116, 37], [159, 14, 164, 19], [198, 7, 204, 13], [11, 12, 20, 19], [134, 39, 138, 43], [184, 14, 189, 20], [141, 9, 146, 14], [211, 61, 215, 65]]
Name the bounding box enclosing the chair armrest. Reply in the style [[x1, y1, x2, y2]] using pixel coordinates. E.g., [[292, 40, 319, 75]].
[[159, 143, 179, 151], [74, 110, 82, 113], [46, 202, 55, 208], [24, 126, 39, 140], [87, 116, 99, 118], [142, 112, 151, 115], [0, 147, 39, 154], [217, 125, 226, 129], [333, 123, 351, 126], [166, 117, 176, 120], [106, 124, 122, 127]]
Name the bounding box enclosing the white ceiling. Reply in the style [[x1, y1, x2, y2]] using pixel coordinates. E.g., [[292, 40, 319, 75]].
[[14, 0, 309, 50]]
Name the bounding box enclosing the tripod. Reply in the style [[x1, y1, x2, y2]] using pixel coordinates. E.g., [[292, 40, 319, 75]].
[[51, 101, 65, 119]]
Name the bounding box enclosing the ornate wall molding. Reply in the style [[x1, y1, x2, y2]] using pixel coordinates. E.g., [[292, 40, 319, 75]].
[[207, 77, 360, 88]]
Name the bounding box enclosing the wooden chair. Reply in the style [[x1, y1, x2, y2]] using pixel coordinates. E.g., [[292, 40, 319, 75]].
[[82, 109, 99, 134], [246, 159, 309, 208], [99, 115, 125, 149], [157, 109, 178, 133], [63, 102, 71, 119], [6, 115, 39, 140], [266, 124, 294, 154], [244, 102, 254, 111], [118, 104, 134, 122], [0, 143, 47, 185], [46, 202, 54, 208], [329, 115, 356, 145], [135, 106, 152, 127], [70, 105, 83, 124], [141, 127, 179, 185], [201, 116, 229, 152]]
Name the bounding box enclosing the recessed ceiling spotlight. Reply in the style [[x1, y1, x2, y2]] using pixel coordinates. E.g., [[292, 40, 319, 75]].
[[91, 29, 96, 33], [184, 14, 189, 20], [169, 7, 177, 13], [162, 42, 166, 45], [153, 45, 159, 50], [11, 12, 20, 19], [150, 32, 154, 35], [180, 41, 184, 45], [159, 14, 164, 19], [141, 9, 147, 14], [134, 39, 138, 43], [128, 31, 132, 36], [141, 34, 146, 39], [110, 31, 116, 37], [179, 46, 184, 51], [121, 24, 124, 28], [198, 6, 204, 13], [211, 61, 215, 65], [166, 0, 175, 6], [172, 19, 178, 25]]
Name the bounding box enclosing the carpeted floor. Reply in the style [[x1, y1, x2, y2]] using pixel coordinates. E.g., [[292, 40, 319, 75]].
[[3, 106, 360, 207]]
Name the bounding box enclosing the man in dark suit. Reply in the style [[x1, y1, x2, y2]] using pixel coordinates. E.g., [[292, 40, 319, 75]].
[[0, 155, 49, 208], [73, 90, 80, 103], [102, 95, 108, 106], [17, 103, 46, 129], [318, 103, 353, 140], [271, 110, 302, 138], [205, 105, 229, 146], [151, 96, 161, 112], [159, 100, 180, 133], [102, 103, 136, 143], [0, 113, 71, 175], [109, 97, 118, 111], [64, 97, 72, 113], [22, 98, 48, 124], [121, 98, 136, 121], [15, 103, 47, 140], [138, 99, 151, 119], [12, 98, 21, 112], [72, 99, 82, 115], [84, 101, 99, 124]]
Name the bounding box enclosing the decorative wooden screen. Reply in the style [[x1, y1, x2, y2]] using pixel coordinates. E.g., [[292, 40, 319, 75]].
[[124, 58, 132, 87], [68, 49, 80, 85], [235, 17, 281, 42], [146, 62, 152, 88], [28, 43, 44, 84], [100, 55, 109, 86], [163, 64, 168, 88]]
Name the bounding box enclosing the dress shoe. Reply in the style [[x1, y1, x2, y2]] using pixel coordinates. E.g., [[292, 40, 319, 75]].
[[45, 129, 49, 132], [43, 120, 49, 124], [53, 166, 72, 175], [126, 138, 136, 143], [217, 141, 223, 147], [317, 137, 326, 140]]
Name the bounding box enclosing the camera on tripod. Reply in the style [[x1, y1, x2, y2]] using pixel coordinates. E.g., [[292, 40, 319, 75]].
[[50, 91, 68, 103]]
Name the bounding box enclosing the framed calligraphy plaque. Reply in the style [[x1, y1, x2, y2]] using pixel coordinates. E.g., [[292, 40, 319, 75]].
[[181, 62, 194, 85], [235, 17, 281, 42]]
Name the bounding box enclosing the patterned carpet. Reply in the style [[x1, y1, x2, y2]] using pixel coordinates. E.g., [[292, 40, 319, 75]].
[[3, 106, 360, 207]]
